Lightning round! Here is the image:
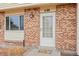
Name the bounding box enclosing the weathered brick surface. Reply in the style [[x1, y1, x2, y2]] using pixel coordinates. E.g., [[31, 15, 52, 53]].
[[56, 4, 77, 51], [0, 4, 77, 52], [5, 41, 23, 46], [24, 8, 40, 47], [0, 12, 5, 43]]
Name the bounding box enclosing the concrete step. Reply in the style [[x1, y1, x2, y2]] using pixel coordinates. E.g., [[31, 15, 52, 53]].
[[23, 46, 61, 56], [61, 50, 77, 56]]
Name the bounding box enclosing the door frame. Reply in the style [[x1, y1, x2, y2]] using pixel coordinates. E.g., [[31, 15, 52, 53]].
[[40, 12, 56, 47]]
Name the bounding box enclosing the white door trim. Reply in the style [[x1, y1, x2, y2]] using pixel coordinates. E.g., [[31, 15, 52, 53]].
[[40, 12, 56, 47]]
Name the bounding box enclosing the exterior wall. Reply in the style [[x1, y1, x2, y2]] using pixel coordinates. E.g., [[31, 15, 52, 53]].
[[40, 5, 56, 12], [4, 5, 56, 47], [5, 41, 23, 46], [24, 8, 40, 47], [24, 5, 56, 47], [56, 4, 77, 51], [0, 12, 5, 43], [4, 11, 24, 46], [0, 4, 77, 51], [5, 8, 24, 15]]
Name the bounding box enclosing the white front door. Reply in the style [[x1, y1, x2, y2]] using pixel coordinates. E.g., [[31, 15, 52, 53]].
[[40, 12, 55, 47]]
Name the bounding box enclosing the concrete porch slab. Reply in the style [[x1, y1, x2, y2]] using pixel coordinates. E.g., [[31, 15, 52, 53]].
[[23, 47, 61, 56]]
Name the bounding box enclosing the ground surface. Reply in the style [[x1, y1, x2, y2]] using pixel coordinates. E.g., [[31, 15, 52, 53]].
[[23, 47, 60, 56], [0, 45, 77, 56]]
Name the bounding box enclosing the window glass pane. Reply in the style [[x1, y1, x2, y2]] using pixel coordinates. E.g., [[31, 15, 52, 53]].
[[10, 16, 19, 30], [20, 15, 24, 30], [6, 17, 9, 30]]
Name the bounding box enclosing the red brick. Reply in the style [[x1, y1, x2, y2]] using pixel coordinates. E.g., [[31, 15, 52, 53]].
[[56, 4, 77, 51]]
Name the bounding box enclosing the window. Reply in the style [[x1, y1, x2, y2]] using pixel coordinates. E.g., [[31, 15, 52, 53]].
[[6, 15, 24, 30]]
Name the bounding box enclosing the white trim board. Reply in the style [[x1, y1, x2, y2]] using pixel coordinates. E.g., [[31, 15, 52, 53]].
[[77, 4, 79, 55]]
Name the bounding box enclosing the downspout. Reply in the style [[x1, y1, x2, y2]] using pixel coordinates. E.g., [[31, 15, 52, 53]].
[[23, 9, 26, 47]]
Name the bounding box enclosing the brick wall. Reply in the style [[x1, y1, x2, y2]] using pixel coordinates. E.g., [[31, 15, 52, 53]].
[[0, 4, 77, 51], [0, 8, 40, 47], [0, 12, 5, 43], [24, 8, 40, 47], [56, 4, 77, 51], [5, 41, 23, 46]]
